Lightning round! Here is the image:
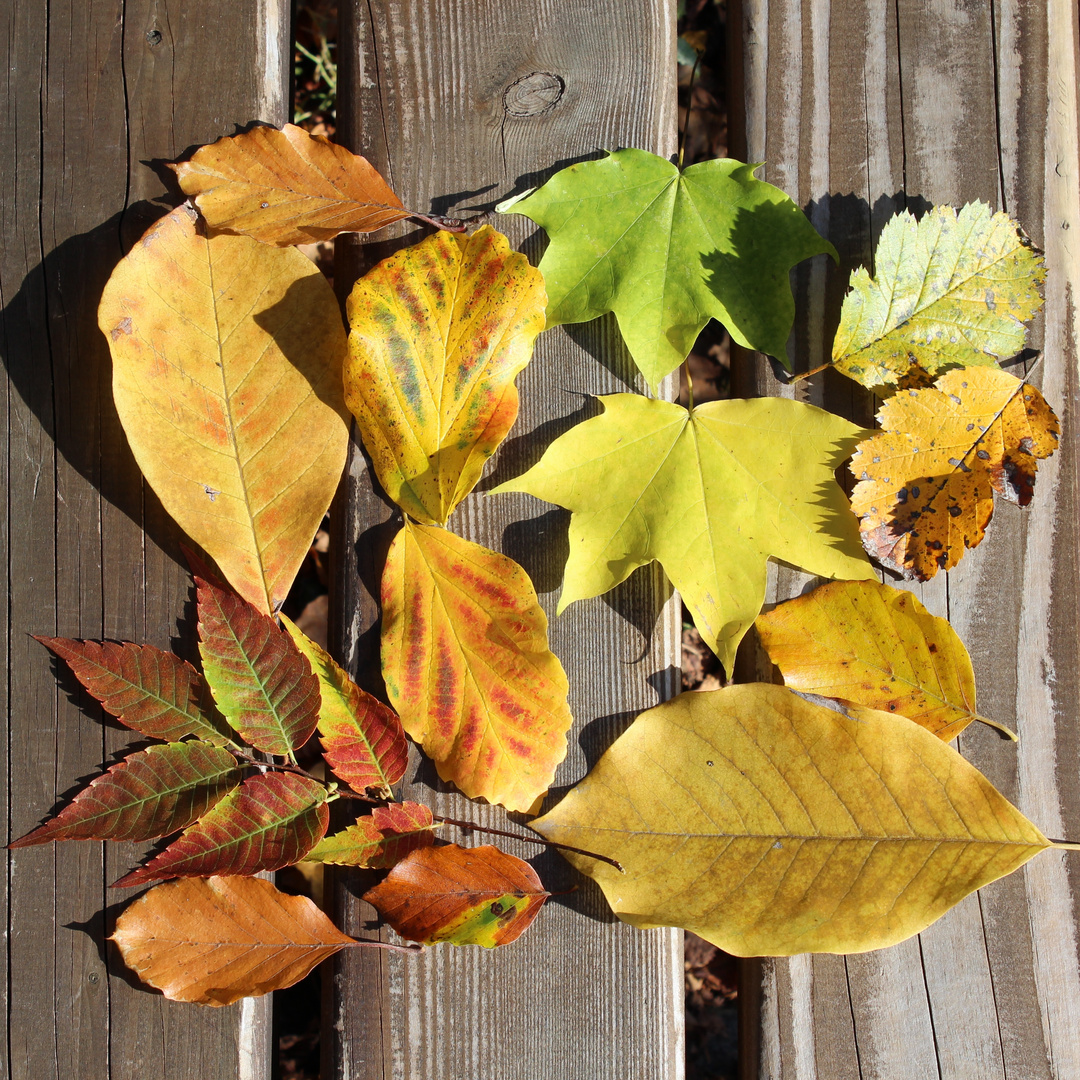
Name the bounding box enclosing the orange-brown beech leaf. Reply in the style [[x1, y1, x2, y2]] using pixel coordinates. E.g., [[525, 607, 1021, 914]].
[[111, 875, 356, 1005], [304, 802, 437, 868], [755, 579, 1013, 741], [850, 367, 1059, 579], [34, 637, 230, 745], [171, 124, 408, 246], [10, 743, 241, 847], [99, 204, 349, 615], [344, 226, 546, 525], [281, 615, 408, 795], [381, 521, 573, 812], [197, 576, 319, 757], [112, 772, 328, 888], [363, 844, 548, 947]]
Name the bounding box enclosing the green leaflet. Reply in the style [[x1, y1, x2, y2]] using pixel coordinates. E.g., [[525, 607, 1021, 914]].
[[499, 149, 835, 389]]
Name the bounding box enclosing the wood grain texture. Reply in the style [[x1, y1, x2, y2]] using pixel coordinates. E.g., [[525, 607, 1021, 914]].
[[734, 1, 1080, 1077], [0, 2, 290, 1076], [327, 1, 683, 1077]]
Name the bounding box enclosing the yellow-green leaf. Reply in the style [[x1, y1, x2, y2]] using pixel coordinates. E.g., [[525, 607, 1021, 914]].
[[345, 226, 545, 525], [832, 203, 1045, 390], [99, 204, 350, 614], [494, 394, 873, 671], [533, 684, 1054, 956]]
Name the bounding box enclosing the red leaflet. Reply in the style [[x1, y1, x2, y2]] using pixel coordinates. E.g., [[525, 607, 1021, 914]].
[[196, 576, 320, 756], [304, 801, 436, 869], [36, 637, 229, 744], [112, 772, 328, 888], [10, 742, 241, 847], [363, 844, 548, 947], [281, 616, 408, 794]]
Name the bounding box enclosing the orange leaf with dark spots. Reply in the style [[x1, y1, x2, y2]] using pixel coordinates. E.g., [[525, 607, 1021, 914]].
[[381, 522, 573, 812], [850, 366, 1058, 580], [363, 844, 548, 947]]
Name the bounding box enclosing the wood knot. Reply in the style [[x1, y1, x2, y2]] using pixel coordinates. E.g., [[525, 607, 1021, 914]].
[[503, 72, 564, 118]]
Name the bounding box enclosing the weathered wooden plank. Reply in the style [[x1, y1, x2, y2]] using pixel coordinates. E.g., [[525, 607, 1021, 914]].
[[327, 2, 683, 1077], [733, 1, 1080, 1077], [1, 2, 290, 1076]]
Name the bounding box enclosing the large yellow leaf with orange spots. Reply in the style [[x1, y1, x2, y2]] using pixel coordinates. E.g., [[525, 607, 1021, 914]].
[[99, 205, 350, 613], [380, 521, 573, 812], [850, 366, 1058, 580], [344, 226, 545, 525]]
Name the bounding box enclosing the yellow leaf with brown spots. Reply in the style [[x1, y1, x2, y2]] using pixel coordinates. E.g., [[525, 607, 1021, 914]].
[[380, 521, 572, 812], [850, 366, 1058, 580], [345, 226, 545, 525], [99, 204, 350, 614]]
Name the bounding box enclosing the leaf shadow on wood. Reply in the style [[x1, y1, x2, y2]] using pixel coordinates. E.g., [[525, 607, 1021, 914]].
[[67, 900, 156, 997], [526, 847, 617, 923]]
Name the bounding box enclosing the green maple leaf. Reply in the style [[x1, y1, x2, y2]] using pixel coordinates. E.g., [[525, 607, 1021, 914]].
[[498, 149, 835, 390], [494, 394, 874, 670]]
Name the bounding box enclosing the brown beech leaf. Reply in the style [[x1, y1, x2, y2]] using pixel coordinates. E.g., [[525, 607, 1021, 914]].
[[363, 844, 548, 947], [111, 875, 356, 1005], [850, 366, 1059, 579], [171, 123, 409, 246], [381, 521, 574, 813], [281, 615, 408, 795], [197, 576, 320, 757], [34, 637, 230, 745], [304, 802, 437, 868], [112, 772, 328, 888]]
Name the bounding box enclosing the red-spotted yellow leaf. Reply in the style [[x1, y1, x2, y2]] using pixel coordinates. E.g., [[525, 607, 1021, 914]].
[[850, 367, 1059, 580], [363, 844, 548, 947], [197, 576, 320, 757], [99, 203, 349, 614], [495, 394, 873, 671], [533, 684, 1060, 956], [381, 521, 573, 812], [34, 636, 230, 745], [171, 123, 409, 246], [281, 615, 408, 795], [344, 226, 545, 525], [112, 772, 328, 888], [111, 876, 357, 1005], [832, 203, 1045, 390], [304, 802, 437, 868], [755, 579, 1015, 740], [9, 742, 241, 846], [498, 150, 834, 389]]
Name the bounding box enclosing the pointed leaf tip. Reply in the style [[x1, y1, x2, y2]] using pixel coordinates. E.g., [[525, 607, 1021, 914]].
[[304, 801, 437, 868]]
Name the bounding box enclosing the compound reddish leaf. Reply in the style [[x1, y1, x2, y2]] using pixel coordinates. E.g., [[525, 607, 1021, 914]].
[[111, 876, 356, 1005], [112, 772, 328, 888], [363, 844, 548, 947], [10, 742, 242, 846], [36, 637, 230, 745], [281, 616, 408, 795], [197, 576, 320, 756], [304, 801, 437, 869]]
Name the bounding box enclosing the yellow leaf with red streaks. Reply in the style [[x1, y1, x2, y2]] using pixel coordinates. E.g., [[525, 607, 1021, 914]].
[[381, 521, 573, 812], [99, 204, 350, 614], [345, 226, 545, 525], [850, 366, 1058, 580]]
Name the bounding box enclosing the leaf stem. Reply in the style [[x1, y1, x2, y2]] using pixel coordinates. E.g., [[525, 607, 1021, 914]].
[[407, 210, 468, 233], [971, 713, 1018, 741], [787, 361, 832, 384], [678, 51, 704, 171], [1048, 838, 1080, 851], [343, 938, 423, 953], [684, 358, 695, 413]]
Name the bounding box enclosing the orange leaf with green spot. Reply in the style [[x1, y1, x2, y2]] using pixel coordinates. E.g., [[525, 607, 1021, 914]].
[[381, 521, 573, 813], [304, 802, 437, 868], [363, 844, 548, 947], [344, 226, 545, 525]]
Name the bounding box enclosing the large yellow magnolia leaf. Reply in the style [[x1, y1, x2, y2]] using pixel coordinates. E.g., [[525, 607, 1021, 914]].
[[381, 521, 573, 812], [99, 205, 350, 614], [171, 123, 409, 246], [533, 684, 1058, 956], [832, 203, 1045, 389], [850, 366, 1058, 580], [345, 227, 545, 525], [756, 579, 1014, 740]]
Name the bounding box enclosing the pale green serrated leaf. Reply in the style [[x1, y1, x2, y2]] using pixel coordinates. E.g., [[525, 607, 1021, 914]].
[[499, 149, 835, 389], [832, 202, 1045, 389]]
